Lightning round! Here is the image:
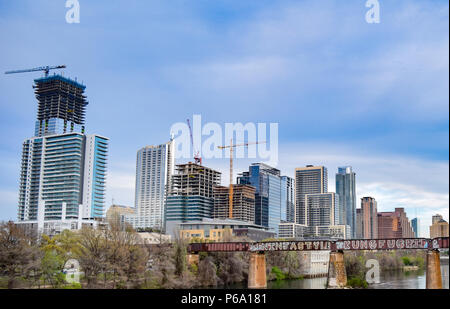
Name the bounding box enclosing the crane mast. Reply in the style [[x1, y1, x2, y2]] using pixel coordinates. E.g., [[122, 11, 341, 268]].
[[218, 140, 266, 219], [186, 119, 202, 165]]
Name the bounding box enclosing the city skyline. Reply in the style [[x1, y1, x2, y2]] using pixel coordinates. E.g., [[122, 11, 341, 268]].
[[0, 0, 448, 238]]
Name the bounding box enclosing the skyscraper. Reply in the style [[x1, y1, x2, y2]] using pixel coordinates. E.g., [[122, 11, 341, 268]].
[[281, 176, 295, 223], [295, 165, 327, 225], [165, 162, 221, 236], [16, 75, 108, 235], [356, 208, 362, 238], [377, 208, 414, 239], [33, 75, 88, 137], [360, 197, 378, 239], [432, 214, 443, 225], [126, 140, 175, 230], [237, 163, 292, 236], [430, 216, 449, 238], [411, 217, 420, 238], [335, 166, 356, 238], [213, 184, 256, 223], [305, 192, 339, 227]]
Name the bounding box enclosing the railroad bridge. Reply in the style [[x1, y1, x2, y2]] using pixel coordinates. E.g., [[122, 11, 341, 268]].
[[187, 237, 449, 289]]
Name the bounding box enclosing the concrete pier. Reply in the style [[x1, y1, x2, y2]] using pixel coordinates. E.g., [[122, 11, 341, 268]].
[[426, 249, 442, 289], [327, 251, 347, 288], [248, 252, 267, 289]]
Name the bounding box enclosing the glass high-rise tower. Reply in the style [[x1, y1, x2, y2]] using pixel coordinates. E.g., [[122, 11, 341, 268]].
[[237, 163, 293, 236], [336, 166, 356, 238], [126, 139, 175, 230], [16, 75, 108, 235]]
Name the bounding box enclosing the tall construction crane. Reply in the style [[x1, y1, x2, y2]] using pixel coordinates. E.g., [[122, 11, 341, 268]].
[[218, 139, 266, 219], [5, 65, 66, 77], [186, 118, 202, 165]]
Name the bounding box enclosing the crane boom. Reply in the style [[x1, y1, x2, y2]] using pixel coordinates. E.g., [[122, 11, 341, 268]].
[[217, 139, 266, 219], [5, 65, 66, 77]]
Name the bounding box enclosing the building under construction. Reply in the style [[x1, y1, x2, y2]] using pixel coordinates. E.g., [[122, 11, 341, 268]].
[[213, 184, 256, 223], [33, 75, 88, 137], [165, 162, 221, 235]]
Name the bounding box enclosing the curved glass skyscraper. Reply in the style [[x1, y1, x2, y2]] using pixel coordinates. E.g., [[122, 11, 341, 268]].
[[335, 166, 356, 238]]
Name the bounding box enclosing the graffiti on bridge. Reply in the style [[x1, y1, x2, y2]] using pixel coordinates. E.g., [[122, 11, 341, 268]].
[[187, 237, 449, 253]]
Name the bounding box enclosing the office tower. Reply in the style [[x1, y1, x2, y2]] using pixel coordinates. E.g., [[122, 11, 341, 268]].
[[430, 215, 449, 238], [281, 176, 295, 223], [165, 162, 221, 236], [16, 75, 108, 236], [377, 208, 414, 239], [336, 166, 356, 238], [237, 163, 291, 236], [432, 214, 443, 225], [126, 140, 175, 230], [411, 217, 420, 238], [305, 193, 339, 227], [356, 208, 362, 238], [33, 75, 88, 137], [213, 184, 256, 223], [295, 165, 327, 225], [359, 197, 378, 239]]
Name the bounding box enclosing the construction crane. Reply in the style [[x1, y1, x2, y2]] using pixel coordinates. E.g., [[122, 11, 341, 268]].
[[186, 118, 202, 165], [218, 139, 266, 219], [5, 65, 66, 77]]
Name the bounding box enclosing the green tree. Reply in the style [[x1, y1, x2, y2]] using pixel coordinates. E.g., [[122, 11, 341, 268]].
[[41, 250, 65, 288], [174, 238, 187, 277]]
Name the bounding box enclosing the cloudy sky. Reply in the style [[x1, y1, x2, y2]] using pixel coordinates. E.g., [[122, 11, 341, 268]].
[[0, 0, 448, 237]]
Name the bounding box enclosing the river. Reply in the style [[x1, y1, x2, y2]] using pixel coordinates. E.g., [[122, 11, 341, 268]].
[[216, 263, 449, 289]]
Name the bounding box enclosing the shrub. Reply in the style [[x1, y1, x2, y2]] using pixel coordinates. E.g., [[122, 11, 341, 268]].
[[402, 256, 412, 266], [63, 282, 82, 289], [271, 266, 286, 281], [347, 276, 368, 289]]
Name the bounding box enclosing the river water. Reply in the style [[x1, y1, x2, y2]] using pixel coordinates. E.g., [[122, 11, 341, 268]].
[[217, 263, 449, 289]]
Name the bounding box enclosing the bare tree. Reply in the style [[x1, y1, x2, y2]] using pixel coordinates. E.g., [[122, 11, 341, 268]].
[[0, 221, 41, 288], [76, 227, 108, 288]]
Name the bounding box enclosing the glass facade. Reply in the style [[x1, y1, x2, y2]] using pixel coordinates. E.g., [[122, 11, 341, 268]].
[[90, 136, 108, 218], [17, 133, 108, 223], [238, 163, 291, 236], [16, 75, 108, 235], [35, 118, 84, 137], [336, 166, 356, 238], [411, 217, 419, 238]]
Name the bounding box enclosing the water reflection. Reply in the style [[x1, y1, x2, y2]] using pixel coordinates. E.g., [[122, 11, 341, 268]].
[[216, 264, 449, 289]]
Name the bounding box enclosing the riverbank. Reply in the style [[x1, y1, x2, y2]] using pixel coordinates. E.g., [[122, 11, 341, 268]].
[[403, 265, 419, 271]]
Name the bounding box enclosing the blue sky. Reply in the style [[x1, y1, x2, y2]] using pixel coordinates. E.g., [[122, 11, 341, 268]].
[[0, 0, 448, 237]]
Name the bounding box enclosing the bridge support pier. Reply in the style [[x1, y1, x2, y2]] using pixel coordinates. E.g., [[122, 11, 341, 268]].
[[248, 252, 267, 289], [327, 250, 347, 288], [186, 253, 199, 267], [426, 249, 442, 289]]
